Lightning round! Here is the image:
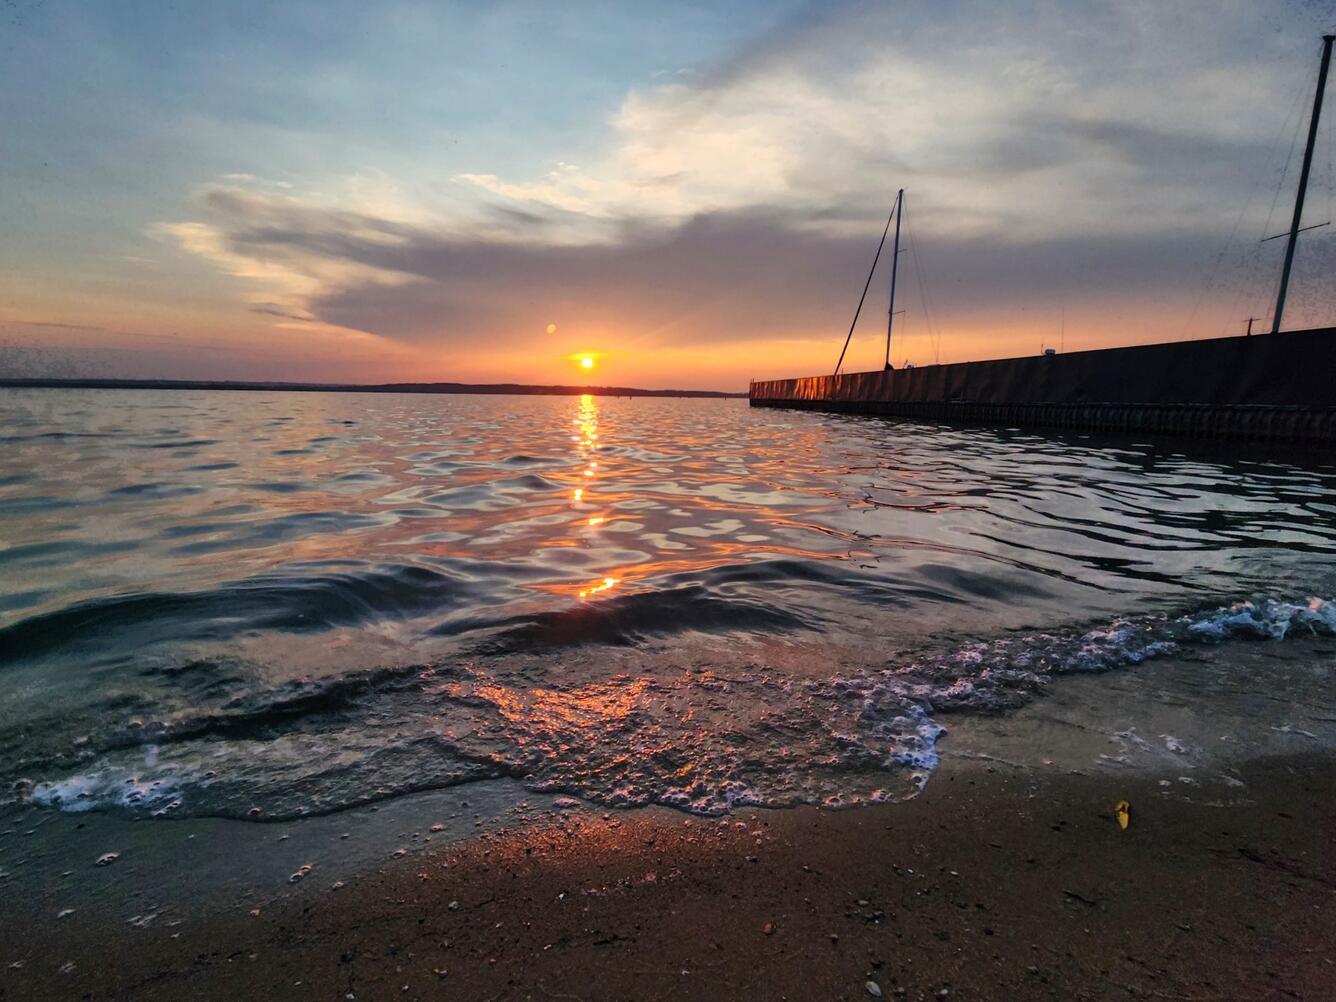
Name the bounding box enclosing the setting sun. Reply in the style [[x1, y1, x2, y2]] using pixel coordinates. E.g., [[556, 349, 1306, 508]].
[[567, 351, 603, 373]]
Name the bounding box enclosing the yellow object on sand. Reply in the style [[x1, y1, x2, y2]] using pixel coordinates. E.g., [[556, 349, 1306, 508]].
[[1115, 800, 1130, 830]]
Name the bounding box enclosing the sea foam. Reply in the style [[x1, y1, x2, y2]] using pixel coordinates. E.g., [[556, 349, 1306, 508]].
[[17, 596, 1336, 820]]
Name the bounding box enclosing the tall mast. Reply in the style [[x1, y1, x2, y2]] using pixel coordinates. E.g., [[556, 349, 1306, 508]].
[[1271, 34, 1334, 335], [885, 188, 904, 369]]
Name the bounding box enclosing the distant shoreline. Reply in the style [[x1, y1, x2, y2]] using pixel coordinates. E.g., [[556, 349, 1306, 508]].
[[0, 377, 746, 398]]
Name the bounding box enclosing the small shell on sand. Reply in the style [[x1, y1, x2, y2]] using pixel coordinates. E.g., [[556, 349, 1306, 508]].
[[95, 852, 119, 867]]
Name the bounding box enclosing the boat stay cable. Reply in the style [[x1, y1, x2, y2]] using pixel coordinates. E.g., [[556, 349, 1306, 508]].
[[834, 203, 898, 376], [903, 198, 944, 365], [1181, 70, 1308, 340]]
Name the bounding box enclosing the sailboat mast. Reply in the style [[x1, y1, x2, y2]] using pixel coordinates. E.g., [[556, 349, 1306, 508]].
[[1271, 34, 1334, 335], [885, 188, 904, 369]]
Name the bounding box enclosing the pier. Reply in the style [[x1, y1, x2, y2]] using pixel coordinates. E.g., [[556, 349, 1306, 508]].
[[750, 326, 1336, 444]]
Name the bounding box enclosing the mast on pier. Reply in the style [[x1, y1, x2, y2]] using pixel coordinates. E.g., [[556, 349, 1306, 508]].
[[1271, 34, 1334, 335], [885, 188, 904, 370]]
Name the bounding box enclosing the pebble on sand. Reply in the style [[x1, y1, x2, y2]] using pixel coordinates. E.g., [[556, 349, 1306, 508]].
[[866, 981, 883, 998]]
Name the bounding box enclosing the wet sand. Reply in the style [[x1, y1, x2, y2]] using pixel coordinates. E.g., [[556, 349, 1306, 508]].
[[4, 749, 1333, 1002]]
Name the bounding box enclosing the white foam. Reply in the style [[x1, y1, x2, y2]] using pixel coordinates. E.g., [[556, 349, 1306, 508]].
[[21, 594, 1336, 820], [30, 768, 188, 815], [1183, 597, 1336, 642]]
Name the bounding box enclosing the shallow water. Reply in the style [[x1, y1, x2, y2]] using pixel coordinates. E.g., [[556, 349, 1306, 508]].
[[2, 388, 1336, 820]]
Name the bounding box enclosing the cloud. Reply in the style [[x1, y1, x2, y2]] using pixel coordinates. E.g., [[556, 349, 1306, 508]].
[[164, 192, 1257, 350], [151, 185, 418, 325], [250, 304, 312, 322], [155, 0, 1336, 365], [451, 0, 1307, 239], [18, 321, 108, 332]]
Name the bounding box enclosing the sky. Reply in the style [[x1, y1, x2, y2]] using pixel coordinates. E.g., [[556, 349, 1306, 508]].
[[2, 0, 1335, 391]]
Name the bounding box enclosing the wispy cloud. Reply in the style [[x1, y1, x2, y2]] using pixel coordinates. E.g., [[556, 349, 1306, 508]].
[[452, 1, 1304, 238], [153, 0, 1336, 377]]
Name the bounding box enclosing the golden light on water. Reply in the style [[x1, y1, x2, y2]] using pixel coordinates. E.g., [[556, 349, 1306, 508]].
[[578, 576, 620, 599], [570, 393, 623, 601]]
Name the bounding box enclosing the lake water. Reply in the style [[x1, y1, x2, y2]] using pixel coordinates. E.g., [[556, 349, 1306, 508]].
[[3, 388, 1336, 822]]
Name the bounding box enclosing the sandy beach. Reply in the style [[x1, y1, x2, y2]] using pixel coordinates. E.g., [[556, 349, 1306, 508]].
[[6, 636, 1336, 1001], [4, 745, 1332, 1001]]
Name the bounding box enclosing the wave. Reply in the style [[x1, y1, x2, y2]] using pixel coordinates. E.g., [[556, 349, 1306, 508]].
[[456, 584, 816, 652], [0, 563, 482, 665], [16, 595, 1335, 821], [0, 551, 1023, 670]]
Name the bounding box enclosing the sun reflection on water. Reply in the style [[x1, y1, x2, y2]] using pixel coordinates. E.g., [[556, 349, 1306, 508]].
[[578, 576, 621, 598], [570, 394, 626, 601]]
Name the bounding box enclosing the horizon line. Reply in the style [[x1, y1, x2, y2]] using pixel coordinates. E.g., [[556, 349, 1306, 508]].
[[0, 376, 748, 399]]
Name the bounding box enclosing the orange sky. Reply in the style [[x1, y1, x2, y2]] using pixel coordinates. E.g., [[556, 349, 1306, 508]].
[[2, 3, 1333, 391]]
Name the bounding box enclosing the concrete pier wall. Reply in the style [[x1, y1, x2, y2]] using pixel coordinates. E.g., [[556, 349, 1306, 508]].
[[749, 327, 1336, 443]]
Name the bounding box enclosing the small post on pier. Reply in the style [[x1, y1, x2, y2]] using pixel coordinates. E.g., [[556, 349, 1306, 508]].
[[885, 189, 904, 370], [1271, 34, 1334, 335]]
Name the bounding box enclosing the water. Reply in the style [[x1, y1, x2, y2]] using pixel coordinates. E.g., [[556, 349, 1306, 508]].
[[3, 388, 1336, 822]]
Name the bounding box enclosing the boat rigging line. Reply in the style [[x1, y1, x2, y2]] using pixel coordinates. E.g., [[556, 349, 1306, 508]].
[[1184, 66, 1309, 340], [902, 195, 944, 366], [1271, 33, 1334, 334], [835, 190, 901, 376]]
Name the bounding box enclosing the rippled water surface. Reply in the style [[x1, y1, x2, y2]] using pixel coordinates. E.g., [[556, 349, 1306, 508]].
[[3, 388, 1336, 818]]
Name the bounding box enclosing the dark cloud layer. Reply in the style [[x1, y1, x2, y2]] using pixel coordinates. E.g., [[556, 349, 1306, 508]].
[[198, 194, 1269, 346]]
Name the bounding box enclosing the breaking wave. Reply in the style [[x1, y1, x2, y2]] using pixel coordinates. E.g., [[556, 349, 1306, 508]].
[[17, 596, 1336, 820]]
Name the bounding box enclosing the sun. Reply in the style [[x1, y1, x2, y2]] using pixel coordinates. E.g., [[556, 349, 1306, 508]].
[[567, 350, 602, 372]]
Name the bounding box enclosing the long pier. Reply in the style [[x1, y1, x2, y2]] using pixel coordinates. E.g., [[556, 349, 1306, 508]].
[[749, 327, 1336, 444]]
